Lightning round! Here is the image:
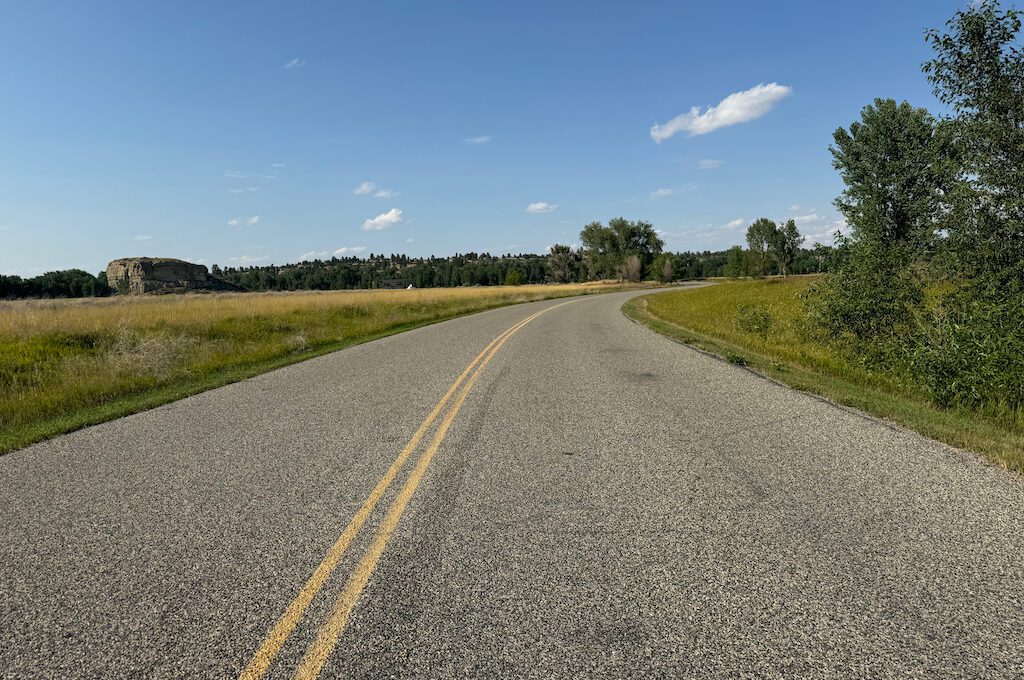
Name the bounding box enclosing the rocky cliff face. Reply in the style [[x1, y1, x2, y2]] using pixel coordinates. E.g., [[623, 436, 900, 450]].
[[106, 258, 239, 294]]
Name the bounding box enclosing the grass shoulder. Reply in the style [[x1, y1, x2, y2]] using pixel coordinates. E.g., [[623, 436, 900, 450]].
[[623, 277, 1024, 474]]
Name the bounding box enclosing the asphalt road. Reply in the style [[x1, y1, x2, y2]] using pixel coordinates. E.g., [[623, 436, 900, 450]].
[[2, 288, 1023, 678]]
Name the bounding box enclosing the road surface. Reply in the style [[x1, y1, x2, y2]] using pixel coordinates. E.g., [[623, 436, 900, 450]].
[[2, 288, 1023, 678]]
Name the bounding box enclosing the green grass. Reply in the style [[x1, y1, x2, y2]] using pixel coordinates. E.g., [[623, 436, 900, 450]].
[[0, 282, 636, 454], [623, 277, 1024, 473]]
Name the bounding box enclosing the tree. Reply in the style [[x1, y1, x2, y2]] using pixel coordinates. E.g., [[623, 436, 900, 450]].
[[745, 218, 777, 277], [548, 244, 583, 283], [723, 246, 747, 279], [504, 269, 524, 286], [617, 255, 643, 282], [808, 99, 949, 358], [651, 252, 676, 283], [771, 219, 802, 277], [924, 1, 1024, 297], [830, 98, 951, 254], [579, 218, 664, 280]]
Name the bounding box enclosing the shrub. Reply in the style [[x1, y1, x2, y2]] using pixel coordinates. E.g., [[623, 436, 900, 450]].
[[736, 304, 773, 339]]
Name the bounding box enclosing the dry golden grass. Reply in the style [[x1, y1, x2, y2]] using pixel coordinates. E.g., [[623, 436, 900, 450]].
[[0, 282, 629, 453]]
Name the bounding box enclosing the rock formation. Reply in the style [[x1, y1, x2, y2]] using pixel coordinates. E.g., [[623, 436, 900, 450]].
[[105, 258, 239, 294]]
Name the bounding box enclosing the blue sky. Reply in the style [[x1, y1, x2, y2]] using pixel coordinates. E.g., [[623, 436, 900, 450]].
[[0, 0, 974, 276]]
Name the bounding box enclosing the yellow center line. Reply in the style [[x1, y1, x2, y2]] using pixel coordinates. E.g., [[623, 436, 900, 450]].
[[293, 299, 576, 680], [237, 305, 554, 680]]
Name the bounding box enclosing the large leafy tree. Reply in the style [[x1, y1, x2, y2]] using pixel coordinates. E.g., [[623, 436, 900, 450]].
[[579, 218, 664, 280], [771, 219, 803, 277], [924, 1, 1024, 297], [745, 218, 778, 277]]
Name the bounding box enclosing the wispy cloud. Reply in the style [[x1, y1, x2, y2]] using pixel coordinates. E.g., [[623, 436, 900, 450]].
[[526, 202, 558, 214], [464, 135, 492, 144], [362, 208, 404, 231], [353, 181, 376, 195], [374, 188, 399, 199], [650, 188, 676, 199], [651, 82, 792, 141], [228, 186, 261, 194], [227, 216, 260, 227], [271, 163, 286, 169], [298, 251, 330, 262], [133, 235, 153, 241], [698, 159, 724, 170], [334, 246, 367, 256], [283, 58, 306, 69], [788, 204, 803, 212], [224, 171, 247, 179], [405, 237, 414, 243]]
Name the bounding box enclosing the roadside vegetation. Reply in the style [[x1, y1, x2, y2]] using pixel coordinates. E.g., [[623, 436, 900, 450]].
[[625, 279, 1024, 472], [629, 2, 1024, 473], [0, 283, 630, 454]]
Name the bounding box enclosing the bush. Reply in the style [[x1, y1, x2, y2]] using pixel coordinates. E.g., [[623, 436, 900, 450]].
[[736, 304, 773, 339], [912, 297, 1024, 410]]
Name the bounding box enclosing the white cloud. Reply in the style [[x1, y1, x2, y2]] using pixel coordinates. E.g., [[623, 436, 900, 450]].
[[724, 218, 746, 230], [246, 215, 260, 226], [526, 202, 558, 213], [271, 163, 286, 168], [353, 181, 376, 195], [298, 250, 330, 261], [373, 188, 399, 199], [788, 204, 803, 212], [650, 82, 792, 141], [405, 237, 414, 243], [283, 58, 306, 69], [227, 218, 240, 226], [224, 171, 247, 179], [362, 208, 404, 230], [133, 235, 153, 241], [334, 246, 367, 256], [698, 159, 724, 170], [650, 188, 675, 199], [464, 135, 492, 144]]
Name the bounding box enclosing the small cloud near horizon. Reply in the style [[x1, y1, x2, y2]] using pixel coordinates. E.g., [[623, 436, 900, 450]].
[[651, 82, 792, 141], [464, 136, 492, 144], [334, 246, 368, 256], [133, 235, 153, 241], [698, 159, 724, 169], [362, 208, 404, 230], [283, 58, 306, 69], [526, 202, 558, 213]]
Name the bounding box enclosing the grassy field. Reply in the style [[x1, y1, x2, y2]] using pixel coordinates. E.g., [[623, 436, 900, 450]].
[[0, 282, 631, 454], [624, 277, 1024, 473]]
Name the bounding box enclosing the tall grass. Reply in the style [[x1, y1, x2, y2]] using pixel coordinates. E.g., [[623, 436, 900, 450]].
[[626, 277, 1024, 473], [0, 283, 626, 453]]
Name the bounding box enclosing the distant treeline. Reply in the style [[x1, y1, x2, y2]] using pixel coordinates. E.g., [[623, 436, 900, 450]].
[[0, 269, 111, 299], [1, 239, 839, 300], [213, 242, 834, 293]]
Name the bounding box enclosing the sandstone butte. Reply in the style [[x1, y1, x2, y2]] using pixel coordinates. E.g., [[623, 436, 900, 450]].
[[105, 257, 240, 295]]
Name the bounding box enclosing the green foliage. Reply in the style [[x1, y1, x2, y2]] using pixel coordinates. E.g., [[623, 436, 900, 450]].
[[735, 304, 773, 339], [723, 246, 747, 279], [579, 217, 664, 280], [745, 218, 777, 277], [772, 219, 803, 277], [503, 269, 525, 286], [651, 252, 677, 283], [547, 244, 583, 283]]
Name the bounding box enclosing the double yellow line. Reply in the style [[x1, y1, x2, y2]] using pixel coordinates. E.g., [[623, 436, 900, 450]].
[[239, 299, 575, 680]]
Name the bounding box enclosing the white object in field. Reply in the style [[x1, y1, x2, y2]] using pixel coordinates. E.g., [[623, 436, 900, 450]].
[[407, 284, 414, 290]]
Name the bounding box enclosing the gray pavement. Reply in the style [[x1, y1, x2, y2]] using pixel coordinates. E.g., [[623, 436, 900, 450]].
[[1, 288, 1023, 678]]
